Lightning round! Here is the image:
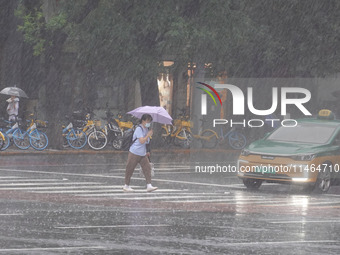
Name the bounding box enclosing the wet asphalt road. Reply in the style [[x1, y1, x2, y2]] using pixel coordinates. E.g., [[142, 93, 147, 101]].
[[0, 151, 339, 254]]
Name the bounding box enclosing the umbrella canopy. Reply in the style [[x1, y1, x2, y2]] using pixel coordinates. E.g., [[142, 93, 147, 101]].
[[0, 87, 28, 98], [127, 106, 173, 125]]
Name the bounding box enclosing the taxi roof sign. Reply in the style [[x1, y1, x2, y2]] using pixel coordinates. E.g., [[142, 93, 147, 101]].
[[317, 109, 335, 120]]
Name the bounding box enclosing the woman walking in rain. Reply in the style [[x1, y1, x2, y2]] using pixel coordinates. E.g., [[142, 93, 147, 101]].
[[123, 114, 158, 192]]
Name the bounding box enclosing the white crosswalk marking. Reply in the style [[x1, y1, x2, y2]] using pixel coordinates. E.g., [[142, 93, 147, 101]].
[[0, 177, 289, 205], [0, 176, 237, 202], [0, 163, 229, 203], [0, 182, 99, 187], [0, 179, 61, 182], [0, 169, 339, 208], [4, 163, 336, 206]]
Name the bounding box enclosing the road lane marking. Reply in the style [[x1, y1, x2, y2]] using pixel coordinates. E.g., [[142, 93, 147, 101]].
[[0, 168, 242, 189], [144, 171, 193, 174], [325, 194, 340, 197], [76, 195, 231, 200], [258, 201, 340, 207], [0, 176, 25, 179], [0, 185, 120, 191], [270, 220, 340, 224], [19, 163, 190, 169], [33, 189, 186, 194], [0, 186, 183, 192], [0, 182, 100, 187], [55, 224, 171, 229], [167, 198, 284, 203], [0, 213, 24, 216], [0, 179, 62, 182], [0, 246, 105, 252]]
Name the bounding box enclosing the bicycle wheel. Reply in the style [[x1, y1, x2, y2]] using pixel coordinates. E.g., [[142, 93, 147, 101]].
[[0, 133, 10, 151], [200, 129, 218, 148], [0, 130, 11, 151], [175, 130, 193, 149], [30, 130, 48, 150], [161, 126, 171, 146], [87, 130, 107, 150], [112, 134, 123, 150], [0, 132, 5, 150], [228, 131, 247, 150], [67, 129, 87, 149], [13, 129, 30, 150]]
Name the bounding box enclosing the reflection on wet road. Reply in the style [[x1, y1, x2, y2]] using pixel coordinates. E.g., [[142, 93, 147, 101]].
[[0, 154, 339, 254]]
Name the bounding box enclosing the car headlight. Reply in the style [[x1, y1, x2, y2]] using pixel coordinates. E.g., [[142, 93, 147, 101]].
[[291, 154, 316, 161], [241, 149, 250, 156]]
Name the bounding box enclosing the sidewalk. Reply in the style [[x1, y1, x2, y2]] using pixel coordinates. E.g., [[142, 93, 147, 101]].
[[0, 147, 241, 163]]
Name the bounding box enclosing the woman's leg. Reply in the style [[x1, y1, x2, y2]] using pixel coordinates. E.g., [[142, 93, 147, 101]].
[[125, 152, 141, 185], [139, 156, 152, 184]]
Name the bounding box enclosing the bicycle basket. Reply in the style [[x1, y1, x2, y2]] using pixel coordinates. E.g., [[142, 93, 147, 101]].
[[182, 120, 193, 128], [120, 121, 133, 129], [94, 120, 102, 128], [36, 120, 48, 128], [174, 119, 182, 127]]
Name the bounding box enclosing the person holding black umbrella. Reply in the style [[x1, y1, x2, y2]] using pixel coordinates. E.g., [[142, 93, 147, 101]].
[[6, 95, 19, 121], [0, 86, 28, 122]]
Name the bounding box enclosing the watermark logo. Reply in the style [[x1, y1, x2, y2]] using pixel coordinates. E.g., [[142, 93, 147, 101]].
[[198, 83, 311, 116], [196, 82, 222, 115], [196, 81, 312, 128]]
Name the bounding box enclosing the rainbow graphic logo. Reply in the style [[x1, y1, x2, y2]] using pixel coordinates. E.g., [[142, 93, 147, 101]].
[[196, 82, 222, 115], [196, 82, 222, 106]]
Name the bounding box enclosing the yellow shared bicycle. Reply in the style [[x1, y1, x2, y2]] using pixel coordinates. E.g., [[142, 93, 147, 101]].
[[80, 113, 108, 150], [161, 114, 218, 149], [0, 130, 5, 150]]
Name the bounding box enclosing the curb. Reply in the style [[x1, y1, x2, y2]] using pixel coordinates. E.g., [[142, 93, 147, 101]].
[[0, 147, 240, 156]]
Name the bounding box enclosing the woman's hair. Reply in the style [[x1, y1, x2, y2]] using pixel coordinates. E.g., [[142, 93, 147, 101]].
[[140, 114, 153, 123]]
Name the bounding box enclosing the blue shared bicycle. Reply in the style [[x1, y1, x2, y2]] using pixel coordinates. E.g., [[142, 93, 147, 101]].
[[218, 126, 247, 150], [62, 119, 87, 149], [1, 115, 49, 151], [14, 117, 48, 150]]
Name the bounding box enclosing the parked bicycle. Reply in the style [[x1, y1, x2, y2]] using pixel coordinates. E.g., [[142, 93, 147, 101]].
[[0, 114, 48, 150], [81, 112, 107, 150], [13, 113, 49, 150], [102, 109, 137, 150], [161, 109, 218, 149], [62, 116, 87, 149], [0, 120, 6, 150], [1, 117, 31, 150], [218, 126, 247, 150], [0, 118, 21, 150]]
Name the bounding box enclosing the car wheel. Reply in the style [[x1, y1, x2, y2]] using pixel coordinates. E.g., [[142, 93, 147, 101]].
[[243, 178, 263, 189], [314, 163, 332, 193]]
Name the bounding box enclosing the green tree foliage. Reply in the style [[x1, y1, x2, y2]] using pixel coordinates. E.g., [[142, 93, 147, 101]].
[[244, 0, 340, 77], [15, 3, 67, 56], [17, 0, 340, 81], [11, 0, 340, 148]]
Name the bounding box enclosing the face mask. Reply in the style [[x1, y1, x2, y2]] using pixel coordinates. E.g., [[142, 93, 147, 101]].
[[145, 123, 151, 128]]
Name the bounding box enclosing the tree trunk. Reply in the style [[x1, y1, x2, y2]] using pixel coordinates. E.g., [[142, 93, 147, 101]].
[[45, 64, 65, 149], [43, 29, 68, 149], [139, 71, 163, 148], [139, 72, 160, 107]]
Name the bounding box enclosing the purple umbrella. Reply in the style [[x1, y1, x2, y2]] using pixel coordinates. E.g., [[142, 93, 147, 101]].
[[127, 106, 173, 125]]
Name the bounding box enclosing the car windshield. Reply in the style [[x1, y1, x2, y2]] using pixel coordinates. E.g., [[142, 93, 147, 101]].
[[267, 123, 337, 144]]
